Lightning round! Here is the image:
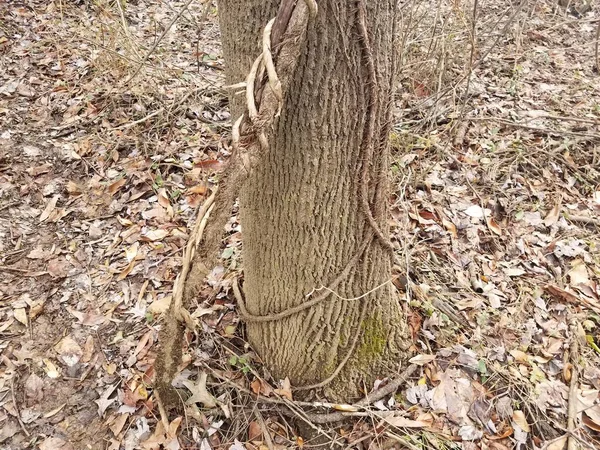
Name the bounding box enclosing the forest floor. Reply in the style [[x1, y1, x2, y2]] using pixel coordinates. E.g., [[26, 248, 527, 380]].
[[1, 0, 600, 449]]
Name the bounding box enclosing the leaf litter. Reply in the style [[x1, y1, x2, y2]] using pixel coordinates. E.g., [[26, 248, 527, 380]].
[[1, 0, 600, 449]]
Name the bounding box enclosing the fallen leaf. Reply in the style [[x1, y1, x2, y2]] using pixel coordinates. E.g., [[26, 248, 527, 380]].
[[248, 421, 262, 441], [44, 403, 67, 418], [183, 372, 217, 408], [109, 413, 129, 436], [546, 435, 567, 450], [13, 307, 28, 326], [148, 296, 171, 315], [82, 336, 95, 363], [385, 414, 433, 428], [124, 241, 139, 263], [512, 410, 530, 432], [544, 199, 561, 226], [409, 354, 436, 365], [187, 183, 207, 195], [274, 377, 293, 400], [24, 373, 44, 401], [43, 358, 60, 378], [486, 216, 502, 235], [108, 178, 127, 196], [39, 437, 74, 450], [141, 229, 169, 241], [464, 205, 486, 218], [39, 195, 59, 222], [568, 261, 589, 287], [54, 336, 83, 367], [250, 378, 273, 397]]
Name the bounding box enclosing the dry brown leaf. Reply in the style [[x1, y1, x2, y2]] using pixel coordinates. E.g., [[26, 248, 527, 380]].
[[108, 177, 127, 196], [187, 183, 207, 195], [82, 335, 95, 363], [248, 420, 263, 441], [486, 216, 502, 235], [39, 194, 59, 222], [250, 378, 273, 397], [109, 413, 129, 436], [509, 349, 530, 365], [544, 199, 561, 226]]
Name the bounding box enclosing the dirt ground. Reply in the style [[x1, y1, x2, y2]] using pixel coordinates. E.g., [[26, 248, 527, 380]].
[[1, 0, 600, 449]]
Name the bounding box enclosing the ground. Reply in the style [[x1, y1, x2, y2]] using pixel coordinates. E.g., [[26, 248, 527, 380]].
[[1, 0, 600, 449]]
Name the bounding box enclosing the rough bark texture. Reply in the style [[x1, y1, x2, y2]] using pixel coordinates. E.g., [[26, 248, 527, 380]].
[[218, 0, 409, 399], [218, 0, 279, 118]]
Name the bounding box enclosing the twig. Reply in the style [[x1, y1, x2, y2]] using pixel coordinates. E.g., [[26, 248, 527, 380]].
[[109, 108, 164, 131], [11, 377, 30, 437], [567, 319, 579, 450], [0, 265, 48, 277], [255, 409, 275, 450], [304, 364, 418, 424], [566, 215, 600, 227], [596, 19, 600, 73], [122, 0, 195, 85], [472, 117, 600, 140]]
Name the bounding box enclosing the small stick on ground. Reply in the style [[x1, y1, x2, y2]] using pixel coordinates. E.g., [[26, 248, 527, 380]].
[[11, 377, 30, 437], [567, 319, 580, 450]]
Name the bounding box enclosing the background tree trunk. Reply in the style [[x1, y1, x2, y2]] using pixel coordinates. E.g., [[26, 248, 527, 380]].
[[218, 0, 409, 399]]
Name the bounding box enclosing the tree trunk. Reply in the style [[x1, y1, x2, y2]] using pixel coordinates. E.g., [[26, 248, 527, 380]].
[[218, 0, 409, 399]]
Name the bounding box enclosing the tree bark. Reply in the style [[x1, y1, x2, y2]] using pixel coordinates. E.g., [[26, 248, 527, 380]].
[[218, 0, 409, 399]]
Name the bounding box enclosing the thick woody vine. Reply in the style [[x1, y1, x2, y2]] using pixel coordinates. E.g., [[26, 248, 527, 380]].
[[156, 0, 414, 410]]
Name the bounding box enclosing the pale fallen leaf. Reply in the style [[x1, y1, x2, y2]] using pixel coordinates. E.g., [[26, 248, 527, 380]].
[[148, 296, 171, 315], [409, 354, 436, 366], [544, 199, 561, 226], [110, 413, 129, 436], [124, 241, 139, 263], [546, 435, 567, 450], [96, 384, 118, 417], [385, 413, 433, 428], [509, 349, 530, 365], [44, 403, 67, 418], [512, 410, 530, 432], [39, 437, 74, 450], [43, 358, 60, 378], [54, 335, 83, 367], [504, 267, 526, 277], [274, 377, 293, 400], [141, 229, 169, 241], [464, 205, 487, 218], [183, 372, 217, 408], [568, 261, 589, 287], [39, 194, 59, 222], [13, 307, 28, 326]]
